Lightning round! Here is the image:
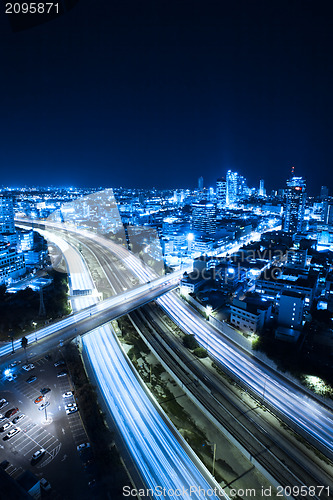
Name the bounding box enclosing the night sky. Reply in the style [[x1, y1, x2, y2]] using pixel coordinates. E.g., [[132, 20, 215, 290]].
[[0, 0, 333, 194]]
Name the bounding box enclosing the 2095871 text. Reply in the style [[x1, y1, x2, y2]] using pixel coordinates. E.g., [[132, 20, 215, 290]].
[[5, 2, 59, 14]]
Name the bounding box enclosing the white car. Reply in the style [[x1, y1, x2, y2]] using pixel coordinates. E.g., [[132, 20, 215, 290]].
[[40, 478, 51, 491], [22, 364, 35, 371], [77, 443, 90, 452], [4, 427, 20, 440], [66, 407, 78, 415], [62, 391, 73, 398], [65, 403, 77, 410], [39, 402, 50, 411], [0, 422, 11, 432], [6, 373, 17, 382], [0, 399, 8, 409]]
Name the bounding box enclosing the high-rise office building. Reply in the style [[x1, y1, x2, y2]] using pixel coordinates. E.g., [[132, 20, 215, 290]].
[[226, 170, 238, 205], [216, 178, 227, 208], [283, 170, 306, 233], [192, 200, 216, 235], [198, 176, 204, 190], [259, 179, 265, 196], [237, 174, 247, 197], [320, 186, 329, 200], [0, 195, 15, 234]]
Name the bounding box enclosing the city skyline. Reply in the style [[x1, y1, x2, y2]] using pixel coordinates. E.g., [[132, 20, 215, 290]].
[[1, 2, 333, 497], [0, 1, 333, 192]]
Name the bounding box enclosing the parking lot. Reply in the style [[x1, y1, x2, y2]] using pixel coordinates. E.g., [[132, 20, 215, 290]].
[[0, 353, 94, 498]]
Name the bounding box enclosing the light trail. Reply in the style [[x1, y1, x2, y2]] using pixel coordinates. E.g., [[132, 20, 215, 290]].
[[3, 223, 227, 498], [14, 219, 333, 457], [83, 326, 226, 498]]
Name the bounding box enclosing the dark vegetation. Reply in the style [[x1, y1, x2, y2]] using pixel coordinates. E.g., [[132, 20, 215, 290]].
[[0, 270, 71, 340], [253, 312, 333, 393]]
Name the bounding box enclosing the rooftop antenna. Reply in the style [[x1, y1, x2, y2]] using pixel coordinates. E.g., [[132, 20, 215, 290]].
[[291, 165, 295, 176]]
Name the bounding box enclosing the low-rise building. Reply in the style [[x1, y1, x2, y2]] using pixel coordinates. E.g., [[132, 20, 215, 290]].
[[278, 290, 304, 329], [180, 271, 207, 293], [256, 266, 318, 308], [230, 297, 272, 334], [286, 248, 308, 268], [0, 243, 26, 285]]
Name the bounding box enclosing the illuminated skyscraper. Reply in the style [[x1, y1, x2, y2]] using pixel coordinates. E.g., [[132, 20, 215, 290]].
[[198, 176, 204, 190], [216, 177, 227, 208], [0, 195, 15, 234], [192, 200, 216, 235], [226, 170, 238, 205], [283, 169, 306, 233], [320, 185, 329, 200], [259, 179, 265, 196]]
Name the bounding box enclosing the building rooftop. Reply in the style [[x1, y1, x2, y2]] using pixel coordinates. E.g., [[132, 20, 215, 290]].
[[232, 297, 271, 315]]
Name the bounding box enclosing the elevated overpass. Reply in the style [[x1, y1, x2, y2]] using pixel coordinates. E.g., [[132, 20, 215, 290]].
[[0, 274, 179, 359]]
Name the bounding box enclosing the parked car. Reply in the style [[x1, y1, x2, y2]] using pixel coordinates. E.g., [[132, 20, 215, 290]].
[[0, 399, 8, 409], [40, 387, 51, 395], [0, 422, 11, 432], [77, 442, 90, 452], [0, 460, 10, 470], [34, 396, 44, 404], [39, 402, 50, 412], [0, 414, 5, 421], [3, 427, 20, 440], [5, 408, 18, 419], [31, 448, 46, 463], [54, 360, 65, 367], [57, 370, 67, 378], [26, 376, 37, 384], [9, 361, 20, 368], [12, 414, 25, 424], [65, 403, 76, 410], [40, 478, 51, 491], [22, 364, 35, 371], [66, 406, 78, 415], [6, 374, 17, 382], [62, 391, 73, 398]]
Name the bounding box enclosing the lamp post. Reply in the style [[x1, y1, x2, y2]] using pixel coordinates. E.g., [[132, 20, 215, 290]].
[[212, 443, 216, 476], [32, 322, 37, 343]]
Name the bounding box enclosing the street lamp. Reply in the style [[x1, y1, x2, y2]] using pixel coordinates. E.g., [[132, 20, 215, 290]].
[[206, 305, 213, 318], [32, 322, 37, 343]]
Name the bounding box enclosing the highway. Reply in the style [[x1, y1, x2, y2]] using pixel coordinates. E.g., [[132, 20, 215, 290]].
[[129, 306, 333, 500], [66, 231, 332, 500], [0, 275, 179, 358], [82, 325, 226, 499], [5, 224, 226, 499], [15, 220, 333, 459], [45, 221, 333, 462]]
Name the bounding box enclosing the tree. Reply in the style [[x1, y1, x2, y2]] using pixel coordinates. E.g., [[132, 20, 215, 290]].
[[183, 334, 199, 350], [21, 336, 28, 362], [193, 347, 208, 359]]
